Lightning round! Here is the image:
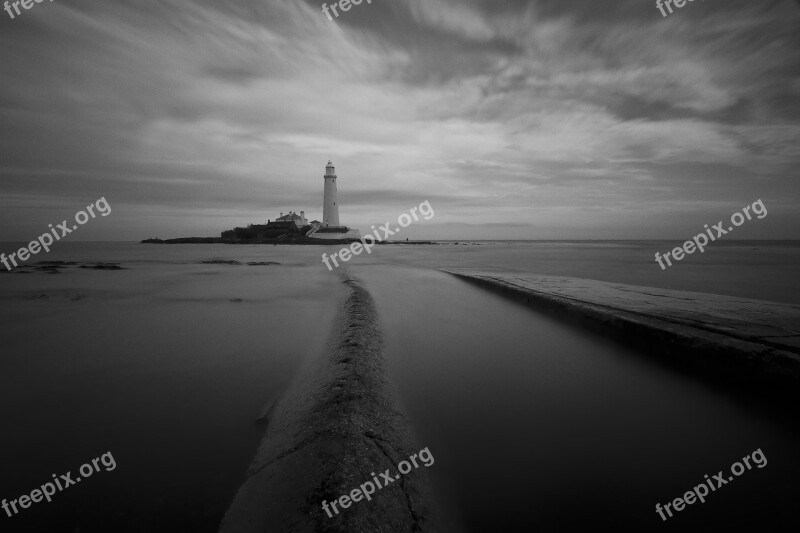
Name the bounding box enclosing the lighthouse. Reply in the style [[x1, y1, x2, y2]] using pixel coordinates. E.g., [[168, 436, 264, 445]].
[[322, 160, 340, 227], [308, 160, 360, 240]]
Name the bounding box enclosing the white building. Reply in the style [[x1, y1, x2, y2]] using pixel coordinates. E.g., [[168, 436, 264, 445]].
[[309, 160, 361, 240], [275, 210, 308, 228], [323, 160, 339, 227]]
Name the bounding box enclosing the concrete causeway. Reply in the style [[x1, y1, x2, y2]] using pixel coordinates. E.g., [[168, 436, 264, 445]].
[[441, 269, 800, 385], [219, 274, 439, 533]]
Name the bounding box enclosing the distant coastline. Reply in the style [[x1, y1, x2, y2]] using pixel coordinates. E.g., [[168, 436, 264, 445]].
[[140, 236, 434, 245]]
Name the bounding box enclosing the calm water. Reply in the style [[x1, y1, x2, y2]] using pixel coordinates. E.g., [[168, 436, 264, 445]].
[[356, 265, 800, 530], [1, 241, 798, 531], [0, 246, 345, 532]]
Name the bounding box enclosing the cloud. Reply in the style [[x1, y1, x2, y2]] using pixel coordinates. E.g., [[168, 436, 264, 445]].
[[0, 0, 798, 240], [407, 0, 496, 41]]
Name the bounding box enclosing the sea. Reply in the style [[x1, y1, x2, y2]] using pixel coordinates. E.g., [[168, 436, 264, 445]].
[[1, 240, 798, 531]]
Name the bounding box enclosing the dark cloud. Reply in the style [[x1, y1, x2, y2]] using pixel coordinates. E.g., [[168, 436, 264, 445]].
[[0, 0, 798, 240]]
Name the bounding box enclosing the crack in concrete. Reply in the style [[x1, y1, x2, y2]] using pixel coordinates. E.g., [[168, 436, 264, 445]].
[[365, 432, 422, 532]]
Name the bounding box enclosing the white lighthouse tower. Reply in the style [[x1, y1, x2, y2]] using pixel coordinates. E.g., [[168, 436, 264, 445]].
[[322, 160, 340, 228], [308, 160, 360, 240]]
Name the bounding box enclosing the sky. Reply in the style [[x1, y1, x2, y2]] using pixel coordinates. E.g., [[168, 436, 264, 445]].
[[0, 0, 798, 241]]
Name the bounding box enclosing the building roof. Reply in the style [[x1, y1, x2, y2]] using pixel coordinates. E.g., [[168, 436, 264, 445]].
[[276, 212, 303, 222]]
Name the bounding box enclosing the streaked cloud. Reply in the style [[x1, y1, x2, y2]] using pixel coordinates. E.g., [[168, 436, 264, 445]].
[[0, 0, 798, 240]]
